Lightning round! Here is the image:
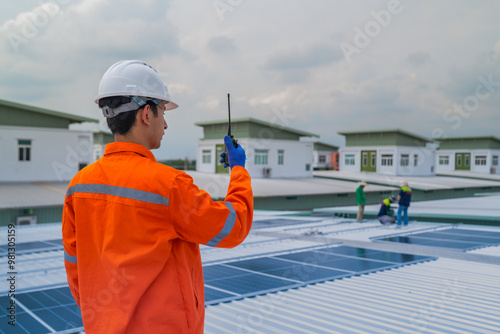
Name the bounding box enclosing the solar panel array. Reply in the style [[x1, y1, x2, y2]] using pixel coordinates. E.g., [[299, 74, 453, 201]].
[[0, 287, 82, 334], [0, 239, 62, 256], [203, 245, 434, 305], [373, 228, 500, 251], [1, 244, 434, 333], [6, 227, 497, 332], [251, 218, 321, 229]]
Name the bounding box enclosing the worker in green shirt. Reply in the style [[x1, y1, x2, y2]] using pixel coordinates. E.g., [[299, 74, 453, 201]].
[[356, 181, 367, 221]]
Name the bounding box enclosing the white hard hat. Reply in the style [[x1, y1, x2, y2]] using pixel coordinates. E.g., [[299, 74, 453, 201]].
[[95, 60, 178, 117]]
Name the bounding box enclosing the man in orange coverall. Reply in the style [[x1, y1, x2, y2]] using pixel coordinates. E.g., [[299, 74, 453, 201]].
[[62, 60, 253, 333]]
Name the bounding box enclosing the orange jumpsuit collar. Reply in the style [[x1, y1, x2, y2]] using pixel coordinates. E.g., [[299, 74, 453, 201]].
[[104, 142, 157, 162]]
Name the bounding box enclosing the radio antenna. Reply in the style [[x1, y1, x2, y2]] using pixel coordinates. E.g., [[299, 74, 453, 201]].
[[227, 93, 231, 136]]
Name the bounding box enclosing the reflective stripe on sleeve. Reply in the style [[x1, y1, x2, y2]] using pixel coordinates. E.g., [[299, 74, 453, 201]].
[[66, 184, 169, 206], [206, 201, 237, 247], [64, 251, 77, 264]]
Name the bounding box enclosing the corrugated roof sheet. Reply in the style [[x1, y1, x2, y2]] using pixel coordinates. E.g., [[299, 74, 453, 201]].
[[205, 256, 500, 333], [1, 210, 499, 333]]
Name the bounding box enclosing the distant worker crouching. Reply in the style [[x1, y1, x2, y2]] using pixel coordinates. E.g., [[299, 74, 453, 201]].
[[378, 195, 396, 224], [62, 60, 253, 333]]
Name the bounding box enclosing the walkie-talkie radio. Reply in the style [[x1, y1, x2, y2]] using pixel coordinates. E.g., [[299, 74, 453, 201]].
[[224, 93, 238, 166]]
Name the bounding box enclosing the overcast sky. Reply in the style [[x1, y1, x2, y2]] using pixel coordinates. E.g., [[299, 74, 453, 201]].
[[1, 0, 499, 159]]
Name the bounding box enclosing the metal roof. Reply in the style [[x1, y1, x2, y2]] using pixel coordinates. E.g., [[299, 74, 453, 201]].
[[4, 171, 498, 211], [187, 171, 396, 199], [195, 117, 320, 138], [0, 182, 67, 209], [1, 203, 499, 333], [326, 194, 500, 219], [205, 256, 500, 333], [0, 98, 98, 124], [314, 170, 500, 191], [337, 128, 432, 143]]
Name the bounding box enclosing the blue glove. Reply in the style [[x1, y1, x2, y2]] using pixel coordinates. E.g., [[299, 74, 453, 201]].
[[219, 135, 246, 168]]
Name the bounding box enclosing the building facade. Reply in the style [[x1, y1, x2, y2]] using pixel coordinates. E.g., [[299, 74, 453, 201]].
[[195, 118, 318, 178], [0, 98, 97, 182], [312, 141, 339, 170], [434, 136, 500, 174], [93, 130, 114, 162], [338, 129, 435, 176]]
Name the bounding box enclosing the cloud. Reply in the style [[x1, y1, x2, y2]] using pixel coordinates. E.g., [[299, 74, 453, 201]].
[[406, 52, 431, 68], [207, 36, 237, 54], [265, 43, 343, 70], [1, 1, 500, 159], [494, 39, 500, 60], [263, 42, 343, 82], [196, 95, 220, 110]]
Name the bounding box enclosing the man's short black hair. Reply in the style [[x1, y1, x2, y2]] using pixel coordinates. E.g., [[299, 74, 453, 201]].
[[99, 97, 158, 135]]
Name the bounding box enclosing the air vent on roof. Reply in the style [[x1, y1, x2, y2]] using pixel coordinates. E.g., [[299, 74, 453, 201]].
[[16, 215, 37, 225]]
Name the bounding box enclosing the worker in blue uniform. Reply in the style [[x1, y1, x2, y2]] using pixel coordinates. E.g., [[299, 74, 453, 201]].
[[397, 181, 412, 227]]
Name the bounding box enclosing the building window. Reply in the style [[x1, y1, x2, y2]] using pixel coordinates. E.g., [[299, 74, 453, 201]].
[[255, 149, 268, 165], [318, 155, 326, 163], [400, 154, 409, 167], [371, 154, 376, 167], [278, 150, 284, 165], [475, 155, 487, 166], [465, 154, 470, 167], [306, 164, 310, 171], [414, 154, 418, 166], [493, 155, 498, 166], [202, 150, 211, 163], [362, 152, 368, 167], [439, 155, 449, 165], [18, 139, 32, 161], [457, 155, 462, 167], [381, 154, 393, 166], [345, 154, 355, 166]]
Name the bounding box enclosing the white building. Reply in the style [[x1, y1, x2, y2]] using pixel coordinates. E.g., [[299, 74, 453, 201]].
[[195, 118, 318, 178], [92, 130, 114, 162], [0, 98, 98, 182], [435, 136, 500, 174], [338, 129, 436, 176], [312, 141, 339, 170]]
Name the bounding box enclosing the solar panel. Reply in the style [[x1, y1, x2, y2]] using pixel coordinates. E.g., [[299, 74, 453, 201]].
[[378, 234, 489, 250], [433, 229, 500, 243], [321, 245, 381, 256], [252, 218, 319, 229], [319, 257, 397, 272], [0, 287, 83, 334], [227, 257, 301, 272], [1, 245, 436, 329], [437, 228, 500, 238], [203, 264, 249, 281], [355, 251, 430, 264], [204, 286, 238, 303], [373, 228, 500, 251], [0, 239, 63, 257], [263, 264, 350, 283], [274, 250, 347, 264], [205, 272, 301, 296]]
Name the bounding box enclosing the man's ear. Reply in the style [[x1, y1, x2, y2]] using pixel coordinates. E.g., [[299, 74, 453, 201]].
[[139, 105, 151, 126]]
